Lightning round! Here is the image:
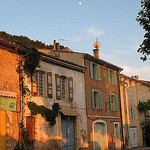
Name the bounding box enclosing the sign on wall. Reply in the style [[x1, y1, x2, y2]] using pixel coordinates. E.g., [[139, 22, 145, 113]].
[[0, 98, 16, 111]]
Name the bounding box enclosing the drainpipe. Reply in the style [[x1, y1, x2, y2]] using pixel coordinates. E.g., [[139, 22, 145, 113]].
[[118, 71, 125, 150]]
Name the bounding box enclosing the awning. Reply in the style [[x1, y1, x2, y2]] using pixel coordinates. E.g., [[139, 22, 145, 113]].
[[60, 108, 80, 116]]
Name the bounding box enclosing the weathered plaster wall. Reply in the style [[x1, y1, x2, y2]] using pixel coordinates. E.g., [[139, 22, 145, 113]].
[[24, 60, 87, 150]]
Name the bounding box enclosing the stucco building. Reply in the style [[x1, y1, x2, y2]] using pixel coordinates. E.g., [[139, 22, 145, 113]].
[[24, 52, 87, 150], [119, 74, 150, 148]]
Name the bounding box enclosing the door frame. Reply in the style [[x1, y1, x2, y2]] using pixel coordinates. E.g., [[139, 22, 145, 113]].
[[92, 120, 108, 150]]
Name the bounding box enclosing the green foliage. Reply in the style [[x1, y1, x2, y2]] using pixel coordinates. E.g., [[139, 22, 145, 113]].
[[15, 42, 41, 77], [14, 122, 31, 150], [28, 102, 60, 126], [138, 99, 150, 111], [0, 31, 67, 50], [136, 0, 150, 61]]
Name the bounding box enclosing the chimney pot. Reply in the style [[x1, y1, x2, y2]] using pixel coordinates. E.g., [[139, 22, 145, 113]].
[[53, 40, 56, 50]]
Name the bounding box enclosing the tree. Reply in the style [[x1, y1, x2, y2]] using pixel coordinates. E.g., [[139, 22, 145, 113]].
[[136, 0, 150, 61]]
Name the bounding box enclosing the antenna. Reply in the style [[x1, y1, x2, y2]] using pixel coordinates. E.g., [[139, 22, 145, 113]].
[[59, 39, 69, 43]]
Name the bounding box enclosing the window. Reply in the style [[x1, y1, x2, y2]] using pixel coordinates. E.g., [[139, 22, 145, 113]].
[[129, 107, 136, 120], [36, 72, 44, 96], [90, 62, 101, 80], [128, 88, 133, 100], [109, 94, 118, 111], [61, 76, 67, 99], [31, 71, 44, 96], [139, 91, 142, 102], [91, 90, 103, 109], [108, 69, 117, 85], [55, 74, 73, 100]]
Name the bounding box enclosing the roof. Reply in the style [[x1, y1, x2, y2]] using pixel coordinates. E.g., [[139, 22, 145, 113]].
[[0, 38, 21, 54], [84, 53, 123, 71], [120, 74, 150, 87], [59, 51, 123, 71]]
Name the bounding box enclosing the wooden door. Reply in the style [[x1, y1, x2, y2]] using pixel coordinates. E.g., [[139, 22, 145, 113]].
[[26, 116, 35, 141], [130, 127, 138, 147], [61, 116, 75, 150]]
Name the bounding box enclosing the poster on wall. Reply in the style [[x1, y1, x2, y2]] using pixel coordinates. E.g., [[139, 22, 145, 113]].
[[0, 98, 16, 111]]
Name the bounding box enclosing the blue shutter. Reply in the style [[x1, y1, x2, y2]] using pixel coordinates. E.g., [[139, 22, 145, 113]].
[[114, 71, 117, 85], [109, 94, 113, 111], [90, 62, 93, 79], [108, 69, 111, 83], [99, 92, 103, 109], [115, 95, 118, 111], [91, 90, 95, 109], [97, 64, 101, 80]]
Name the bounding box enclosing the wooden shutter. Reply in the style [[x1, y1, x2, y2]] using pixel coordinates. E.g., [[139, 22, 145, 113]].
[[108, 69, 111, 83], [55, 74, 61, 100], [91, 90, 95, 109], [90, 62, 93, 79], [68, 77, 73, 101], [115, 95, 119, 111], [97, 64, 101, 81], [99, 92, 103, 109], [47, 72, 52, 98], [26, 116, 35, 141], [114, 71, 117, 85], [109, 94, 113, 111], [31, 74, 37, 96]]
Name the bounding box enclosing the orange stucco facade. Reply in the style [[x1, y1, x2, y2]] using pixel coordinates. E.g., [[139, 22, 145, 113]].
[[84, 58, 123, 150], [0, 47, 20, 150]]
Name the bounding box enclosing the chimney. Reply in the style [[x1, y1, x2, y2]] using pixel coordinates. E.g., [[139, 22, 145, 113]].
[[53, 40, 56, 50], [93, 49, 99, 58], [131, 75, 139, 80], [93, 40, 100, 59]]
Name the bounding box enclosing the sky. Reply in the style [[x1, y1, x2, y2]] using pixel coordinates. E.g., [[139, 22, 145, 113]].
[[0, 0, 150, 80]]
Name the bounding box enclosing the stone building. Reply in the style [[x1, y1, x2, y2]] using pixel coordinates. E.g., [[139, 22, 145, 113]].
[[24, 52, 87, 150], [119, 74, 150, 148], [0, 39, 20, 150]]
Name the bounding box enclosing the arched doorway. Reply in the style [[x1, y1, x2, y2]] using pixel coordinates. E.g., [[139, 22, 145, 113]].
[[93, 120, 108, 150]]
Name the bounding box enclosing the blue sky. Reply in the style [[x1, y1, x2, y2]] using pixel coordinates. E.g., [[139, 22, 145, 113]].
[[0, 0, 150, 80]]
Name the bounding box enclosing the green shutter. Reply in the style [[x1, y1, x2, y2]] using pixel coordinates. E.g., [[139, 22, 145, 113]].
[[91, 90, 95, 108], [90, 62, 93, 79], [97, 64, 101, 80], [108, 69, 111, 83], [109, 94, 113, 111], [115, 95, 119, 111], [114, 71, 117, 85], [99, 92, 103, 109]]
